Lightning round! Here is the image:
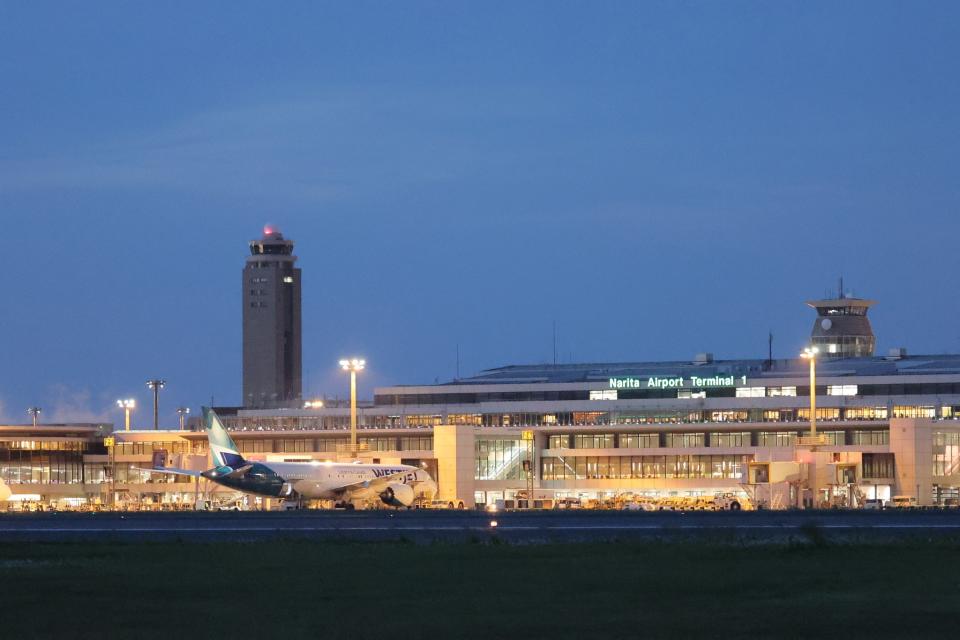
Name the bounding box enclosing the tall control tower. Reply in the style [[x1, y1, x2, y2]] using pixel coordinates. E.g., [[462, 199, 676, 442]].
[[806, 282, 876, 358], [242, 225, 302, 408]]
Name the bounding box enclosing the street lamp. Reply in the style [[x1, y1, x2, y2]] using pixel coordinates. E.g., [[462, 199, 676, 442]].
[[116, 398, 136, 431], [800, 347, 819, 440], [146, 379, 166, 430], [339, 358, 366, 455], [26, 407, 41, 427], [800, 346, 821, 509], [176, 406, 190, 430]]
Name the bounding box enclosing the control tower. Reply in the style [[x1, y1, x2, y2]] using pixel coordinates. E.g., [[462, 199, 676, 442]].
[[242, 225, 302, 408], [806, 282, 876, 358]]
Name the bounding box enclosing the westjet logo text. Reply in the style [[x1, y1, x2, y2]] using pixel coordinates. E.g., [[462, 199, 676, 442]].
[[371, 468, 405, 478]]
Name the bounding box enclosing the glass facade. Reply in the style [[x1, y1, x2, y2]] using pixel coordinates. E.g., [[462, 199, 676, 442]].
[[618, 434, 659, 448], [541, 455, 745, 480], [573, 434, 614, 449], [862, 453, 895, 479], [933, 432, 960, 477], [709, 432, 750, 447], [664, 433, 706, 448], [475, 438, 527, 480], [0, 440, 85, 484]]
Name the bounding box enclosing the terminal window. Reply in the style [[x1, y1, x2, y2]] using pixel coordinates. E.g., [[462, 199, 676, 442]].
[[827, 385, 858, 396], [618, 434, 659, 449], [766, 386, 797, 397], [589, 389, 617, 401]]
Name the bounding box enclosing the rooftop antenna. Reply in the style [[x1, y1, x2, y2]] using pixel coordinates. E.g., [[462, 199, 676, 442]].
[[768, 331, 773, 362], [552, 321, 557, 366], [456, 343, 461, 380], [839, 275, 845, 299]]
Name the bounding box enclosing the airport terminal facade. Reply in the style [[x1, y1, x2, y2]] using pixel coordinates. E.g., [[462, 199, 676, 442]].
[[4, 291, 960, 510], [5, 351, 960, 510]]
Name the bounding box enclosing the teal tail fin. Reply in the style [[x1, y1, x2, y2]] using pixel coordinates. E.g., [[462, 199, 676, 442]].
[[203, 407, 243, 467]]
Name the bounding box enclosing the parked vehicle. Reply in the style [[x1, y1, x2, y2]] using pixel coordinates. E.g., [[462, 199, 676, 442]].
[[863, 498, 884, 510], [714, 493, 751, 511], [888, 495, 918, 509], [554, 497, 582, 510]]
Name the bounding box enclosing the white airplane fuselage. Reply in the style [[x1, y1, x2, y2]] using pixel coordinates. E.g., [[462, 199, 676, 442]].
[[201, 459, 436, 503]]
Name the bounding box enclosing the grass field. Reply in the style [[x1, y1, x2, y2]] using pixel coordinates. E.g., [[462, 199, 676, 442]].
[[2, 537, 959, 639]]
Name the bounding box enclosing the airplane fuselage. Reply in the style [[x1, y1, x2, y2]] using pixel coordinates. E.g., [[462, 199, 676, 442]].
[[202, 460, 433, 501]]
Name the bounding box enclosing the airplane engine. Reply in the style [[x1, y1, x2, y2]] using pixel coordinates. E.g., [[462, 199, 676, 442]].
[[379, 482, 415, 508]]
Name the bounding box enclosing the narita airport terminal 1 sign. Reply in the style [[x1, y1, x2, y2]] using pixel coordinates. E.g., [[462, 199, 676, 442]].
[[609, 375, 748, 390]]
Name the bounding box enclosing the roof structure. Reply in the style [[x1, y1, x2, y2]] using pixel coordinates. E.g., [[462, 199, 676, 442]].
[[446, 354, 960, 385]]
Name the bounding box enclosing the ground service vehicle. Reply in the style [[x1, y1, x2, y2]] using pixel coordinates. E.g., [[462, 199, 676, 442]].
[[714, 494, 748, 511], [889, 495, 918, 509]]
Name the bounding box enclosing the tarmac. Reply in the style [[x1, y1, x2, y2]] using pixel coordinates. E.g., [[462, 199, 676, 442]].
[[2, 509, 960, 543]]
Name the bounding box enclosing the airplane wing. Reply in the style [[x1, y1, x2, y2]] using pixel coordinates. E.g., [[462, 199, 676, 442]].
[[136, 466, 204, 478]]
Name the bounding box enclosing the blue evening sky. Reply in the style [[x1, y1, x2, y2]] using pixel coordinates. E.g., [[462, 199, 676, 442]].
[[1, 2, 958, 425]]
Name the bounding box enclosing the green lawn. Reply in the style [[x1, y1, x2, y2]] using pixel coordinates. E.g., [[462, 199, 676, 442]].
[[2, 539, 958, 639]]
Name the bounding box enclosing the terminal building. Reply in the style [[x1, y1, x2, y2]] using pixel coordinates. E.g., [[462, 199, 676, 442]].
[[4, 292, 960, 510]]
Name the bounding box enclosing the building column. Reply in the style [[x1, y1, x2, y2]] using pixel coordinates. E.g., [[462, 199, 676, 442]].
[[433, 424, 475, 508], [889, 418, 934, 506]]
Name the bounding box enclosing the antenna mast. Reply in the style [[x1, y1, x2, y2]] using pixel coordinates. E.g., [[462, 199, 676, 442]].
[[552, 321, 557, 365]]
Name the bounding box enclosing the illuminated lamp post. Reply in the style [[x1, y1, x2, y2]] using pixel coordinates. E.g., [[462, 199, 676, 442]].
[[116, 399, 136, 431], [27, 407, 41, 427], [800, 346, 820, 509], [146, 379, 166, 430], [800, 347, 819, 440], [339, 358, 366, 455], [176, 406, 190, 431]]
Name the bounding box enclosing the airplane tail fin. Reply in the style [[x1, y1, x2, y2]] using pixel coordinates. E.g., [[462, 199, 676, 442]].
[[203, 407, 244, 468]]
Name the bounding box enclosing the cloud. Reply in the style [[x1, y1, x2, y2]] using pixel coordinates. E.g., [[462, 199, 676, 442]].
[[0, 85, 564, 205], [40, 385, 114, 425]]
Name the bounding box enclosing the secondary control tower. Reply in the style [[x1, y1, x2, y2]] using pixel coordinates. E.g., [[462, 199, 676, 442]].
[[806, 281, 876, 358], [242, 225, 302, 408]]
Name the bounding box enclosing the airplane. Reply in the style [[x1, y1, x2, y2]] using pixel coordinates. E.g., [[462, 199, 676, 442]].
[[150, 408, 437, 509]]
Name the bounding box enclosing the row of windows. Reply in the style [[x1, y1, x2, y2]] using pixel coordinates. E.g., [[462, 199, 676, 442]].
[[0, 440, 89, 452], [220, 405, 956, 432], [236, 437, 433, 454], [109, 437, 434, 456], [545, 430, 889, 449], [0, 453, 84, 484], [540, 455, 745, 481], [376, 383, 960, 406], [306, 407, 944, 430], [112, 441, 194, 456]]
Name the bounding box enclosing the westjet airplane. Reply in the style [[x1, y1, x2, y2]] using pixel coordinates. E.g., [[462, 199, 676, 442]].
[[153, 408, 437, 509]]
